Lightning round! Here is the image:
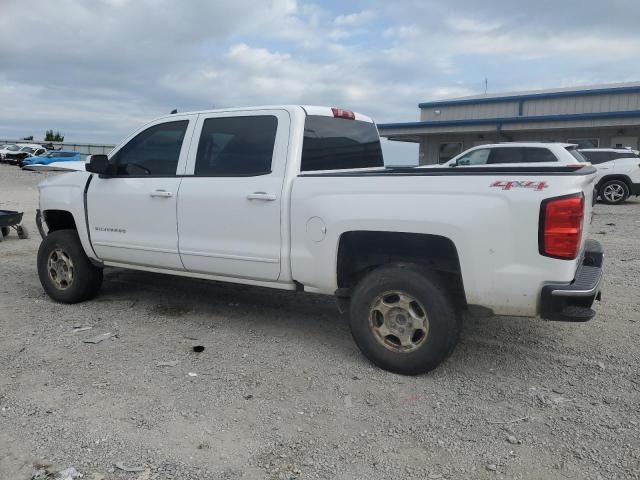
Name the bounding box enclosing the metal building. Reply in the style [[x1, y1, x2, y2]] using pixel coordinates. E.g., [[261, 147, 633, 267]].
[[378, 81, 640, 165]]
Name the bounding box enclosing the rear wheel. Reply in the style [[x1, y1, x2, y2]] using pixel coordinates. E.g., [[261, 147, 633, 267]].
[[348, 264, 461, 375], [599, 179, 629, 204], [37, 229, 103, 303], [1, 227, 9, 237]]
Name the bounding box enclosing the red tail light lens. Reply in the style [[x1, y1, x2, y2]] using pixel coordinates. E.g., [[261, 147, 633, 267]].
[[540, 193, 584, 259], [331, 107, 355, 120]]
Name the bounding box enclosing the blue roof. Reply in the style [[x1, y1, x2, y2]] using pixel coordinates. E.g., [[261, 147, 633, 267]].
[[377, 109, 640, 131], [418, 83, 640, 108]]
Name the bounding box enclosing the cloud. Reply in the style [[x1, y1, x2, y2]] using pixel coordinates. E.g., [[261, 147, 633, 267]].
[[334, 10, 375, 26], [0, 0, 639, 165]]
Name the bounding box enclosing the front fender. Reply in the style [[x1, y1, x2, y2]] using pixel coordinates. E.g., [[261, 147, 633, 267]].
[[38, 172, 99, 262]]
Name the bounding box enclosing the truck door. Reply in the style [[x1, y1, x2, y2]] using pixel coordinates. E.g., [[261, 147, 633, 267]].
[[177, 110, 290, 281], [86, 116, 195, 269]]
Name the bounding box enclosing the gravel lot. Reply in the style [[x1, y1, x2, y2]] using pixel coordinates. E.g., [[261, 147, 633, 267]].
[[1, 163, 639, 480]]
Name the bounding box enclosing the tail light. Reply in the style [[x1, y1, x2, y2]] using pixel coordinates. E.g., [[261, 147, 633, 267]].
[[331, 107, 355, 120], [539, 193, 584, 259]]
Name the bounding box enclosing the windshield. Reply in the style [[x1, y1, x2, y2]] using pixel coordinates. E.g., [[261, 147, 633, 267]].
[[5, 144, 20, 151]]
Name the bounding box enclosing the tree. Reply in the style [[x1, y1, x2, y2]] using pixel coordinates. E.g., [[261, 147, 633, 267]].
[[45, 130, 64, 142]]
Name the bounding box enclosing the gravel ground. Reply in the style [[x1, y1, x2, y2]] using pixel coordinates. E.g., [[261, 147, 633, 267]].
[[1, 163, 639, 480]]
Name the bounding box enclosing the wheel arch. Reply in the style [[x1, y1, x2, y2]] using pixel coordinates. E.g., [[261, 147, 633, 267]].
[[335, 230, 466, 307], [42, 209, 77, 233], [596, 174, 632, 190]]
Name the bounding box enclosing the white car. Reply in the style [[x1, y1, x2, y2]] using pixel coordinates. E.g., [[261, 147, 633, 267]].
[[578, 148, 640, 204], [22, 160, 86, 172], [439, 142, 586, 167], [0, 143, 22, 162], [35, 105, 603, 375], [3, 143, 47, 165]]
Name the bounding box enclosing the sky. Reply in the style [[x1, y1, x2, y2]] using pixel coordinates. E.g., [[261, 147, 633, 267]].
[[1, 0, 640, 163]]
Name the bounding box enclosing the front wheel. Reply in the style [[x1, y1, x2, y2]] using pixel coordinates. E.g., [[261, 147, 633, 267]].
[[349, 264, 461, 375], [599, 179, 629, 205], [37, 229, 103, 303]]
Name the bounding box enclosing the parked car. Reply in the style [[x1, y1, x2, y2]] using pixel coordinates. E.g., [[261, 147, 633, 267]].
[[21, 150, 80, 168], [0, 144, 23, 162], [437, 142, 587, 167], [5, 144, 47, 165], [578, 148, 640, 204], [35, 106, 603, 375], [22, 161, 86, 172]]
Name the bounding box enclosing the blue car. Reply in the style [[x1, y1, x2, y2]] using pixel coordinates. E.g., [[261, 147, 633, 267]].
[[21, 150, 81, 168]]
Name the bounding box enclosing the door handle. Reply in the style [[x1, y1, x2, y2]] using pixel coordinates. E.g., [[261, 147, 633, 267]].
[[247, 192, 277, 201], [150, 189, 173, 198]]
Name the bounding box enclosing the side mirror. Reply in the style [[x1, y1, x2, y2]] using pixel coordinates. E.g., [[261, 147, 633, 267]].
[[86, 154, 111, 175]]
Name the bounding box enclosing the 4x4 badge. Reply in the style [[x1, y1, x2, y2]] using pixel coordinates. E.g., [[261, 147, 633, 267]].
[[491, 180, 548, 191]]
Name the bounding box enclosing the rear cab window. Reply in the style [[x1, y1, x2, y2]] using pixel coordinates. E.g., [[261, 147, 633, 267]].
[[301, 115, 383, 171]]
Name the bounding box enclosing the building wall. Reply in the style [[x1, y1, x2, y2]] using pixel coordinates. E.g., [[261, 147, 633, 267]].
[[420, 91, 640, 122], [523, 92, 640, 116], [419, 127, 640, 165], [420, 101, 519, 121]]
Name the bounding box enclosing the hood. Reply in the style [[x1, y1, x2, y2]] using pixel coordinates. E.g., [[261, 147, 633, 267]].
[[37, 169, 91, 191]]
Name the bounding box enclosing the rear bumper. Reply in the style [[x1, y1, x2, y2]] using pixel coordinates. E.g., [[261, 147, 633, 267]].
[[540, 239, 603, 322]]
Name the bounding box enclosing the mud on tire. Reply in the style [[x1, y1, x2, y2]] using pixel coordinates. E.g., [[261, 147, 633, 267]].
[[348, 263, 461, 375]]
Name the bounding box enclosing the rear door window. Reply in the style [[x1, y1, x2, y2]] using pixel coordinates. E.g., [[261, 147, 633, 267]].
[[487, 147, 524, 164], [301, 116, 383, 171], [194, 116, 278, 176]]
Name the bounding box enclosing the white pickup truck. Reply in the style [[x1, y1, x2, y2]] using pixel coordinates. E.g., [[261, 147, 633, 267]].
[[35, 105, 604, 375]]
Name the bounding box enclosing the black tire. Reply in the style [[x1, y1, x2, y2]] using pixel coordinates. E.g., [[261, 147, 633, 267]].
[[599, 179, 630, 205], [17, 225, 29, 239], [37, 229, 103, 303], [1, 227, 9, 237], [349, 263, 461, 375]]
